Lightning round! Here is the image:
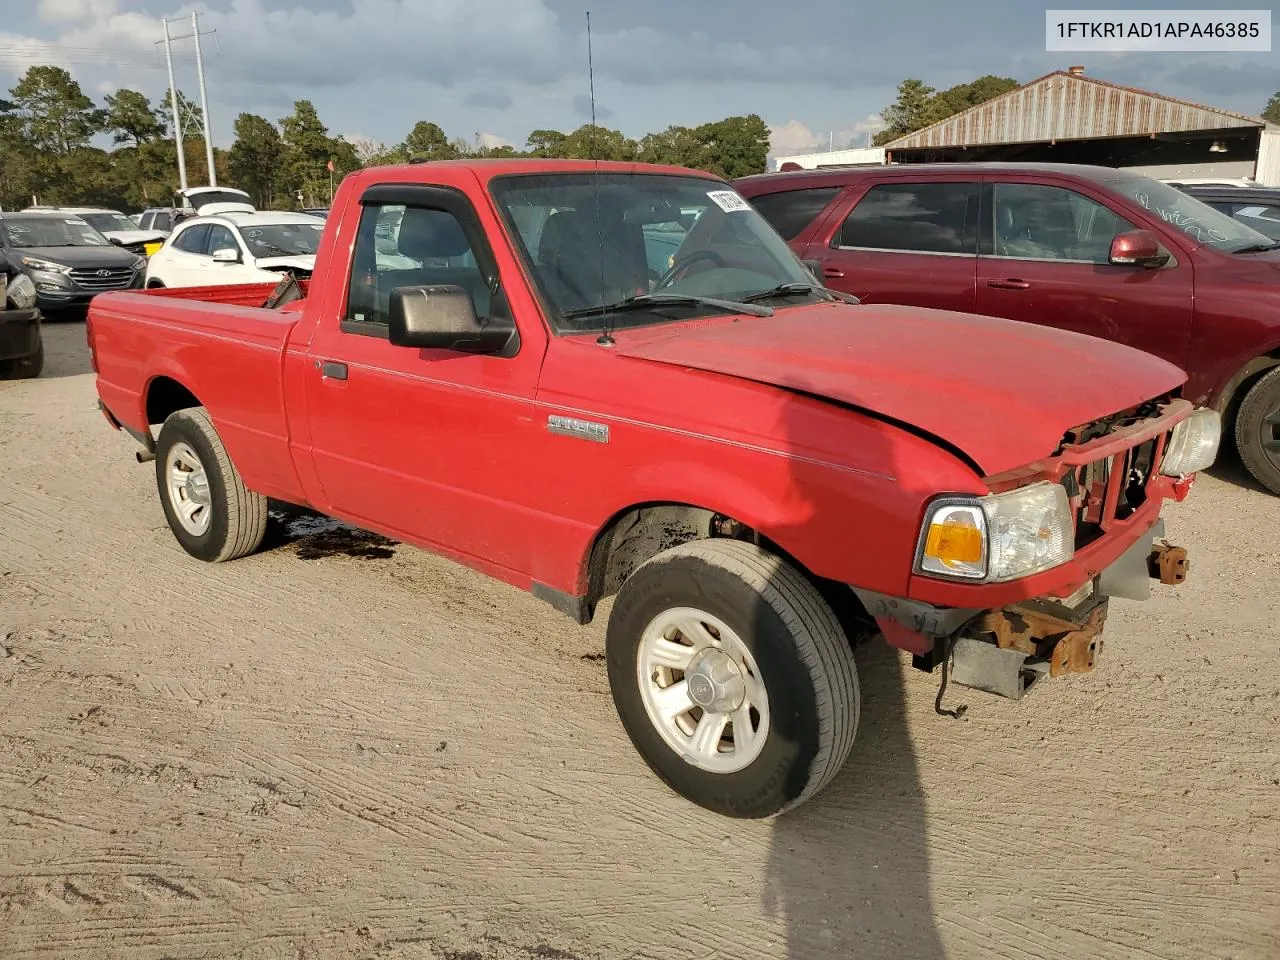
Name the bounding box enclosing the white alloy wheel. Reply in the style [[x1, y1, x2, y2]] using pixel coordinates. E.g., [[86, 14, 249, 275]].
[[164, 440, 213, 536], [637, 606, 770, 774]]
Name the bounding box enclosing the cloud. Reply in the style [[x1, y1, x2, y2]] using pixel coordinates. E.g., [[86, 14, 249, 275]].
[[767, 116, 887, 158], [464, 90, 513, 110], [476, 131, 509, 148], [572, 93, 612, 121], [37, 0, 117, 23]]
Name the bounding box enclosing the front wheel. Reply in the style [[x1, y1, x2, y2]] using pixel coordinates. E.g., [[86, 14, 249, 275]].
[[154, 406, 267, 562], [1235, 366, 1280, 496], [606, 538, 860, 818]]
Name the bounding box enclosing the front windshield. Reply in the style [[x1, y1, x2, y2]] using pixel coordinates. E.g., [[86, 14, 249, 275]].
[[1107, 176, 1273, 252], [81, 212, 138, 233], [241, 222, 324, 257], [490, 173, 815, 332], [3, 216, 111, 248]]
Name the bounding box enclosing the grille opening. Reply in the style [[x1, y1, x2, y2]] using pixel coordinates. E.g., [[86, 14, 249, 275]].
[[1066, 435, 1165, 550]]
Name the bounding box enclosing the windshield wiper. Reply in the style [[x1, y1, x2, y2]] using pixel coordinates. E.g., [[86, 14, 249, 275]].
[[1232, 242, 1280, 254], [562, 292, 773, 320], [741, 281, 861, 305]]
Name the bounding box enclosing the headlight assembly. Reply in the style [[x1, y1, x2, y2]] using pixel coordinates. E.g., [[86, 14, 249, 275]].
[[20, 256, 71, 274], [916, 481, 1074, 583], [1160, 408, 1220, 477]]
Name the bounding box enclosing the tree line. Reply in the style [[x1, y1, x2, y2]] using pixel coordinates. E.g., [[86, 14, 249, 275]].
[[0, 64, 771, 213]]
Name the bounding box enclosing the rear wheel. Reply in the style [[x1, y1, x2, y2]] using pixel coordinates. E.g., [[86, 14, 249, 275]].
[[154, 406, 267, 562], [147, 279, 165, 289], [1235, 366, 1280, 496], [605, 538, 860, 818]]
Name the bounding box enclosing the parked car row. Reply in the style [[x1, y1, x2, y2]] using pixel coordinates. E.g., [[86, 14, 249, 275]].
[[732, 163, 1280, 496]]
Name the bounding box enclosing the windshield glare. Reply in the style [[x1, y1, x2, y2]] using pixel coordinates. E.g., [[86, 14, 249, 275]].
[[490, 173, 815, 332], [82, 212, 138, 233], [241, 222, 323, 257], [3, 216, 111, 248], [1108, 176, 1272, 252]]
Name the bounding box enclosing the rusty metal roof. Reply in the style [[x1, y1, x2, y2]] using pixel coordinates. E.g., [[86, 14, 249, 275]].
[[884, 71, 1268, 150]]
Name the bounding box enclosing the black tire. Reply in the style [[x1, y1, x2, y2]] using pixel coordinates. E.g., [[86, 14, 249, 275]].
[[1235, 366, 1280, 496], [147, 279, 165, 288], [0, 339, 42, 379], [605, 538, 860, 818], [154, 406, 267, 562]]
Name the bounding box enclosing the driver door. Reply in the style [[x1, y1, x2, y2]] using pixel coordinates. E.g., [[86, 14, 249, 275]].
[[302, 183, 548, 577]]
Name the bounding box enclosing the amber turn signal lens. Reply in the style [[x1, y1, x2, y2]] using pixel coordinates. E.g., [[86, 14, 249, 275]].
[[924, 520, 984, 564]]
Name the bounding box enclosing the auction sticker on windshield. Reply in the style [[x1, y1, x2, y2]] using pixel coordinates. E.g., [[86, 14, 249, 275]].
[[707, 190, 752, 213]]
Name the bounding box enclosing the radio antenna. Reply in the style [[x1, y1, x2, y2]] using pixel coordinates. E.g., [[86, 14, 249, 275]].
[[587, 10, 613, 346]]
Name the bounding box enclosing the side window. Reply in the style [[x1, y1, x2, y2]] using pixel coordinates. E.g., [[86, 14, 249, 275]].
[[154, 212, 173, 232], [205, 224, 238, 256], [172, 223, 210, 254], [991, 183, 1138, 263], [748, 187, 840, 241], [838, 182, 978, 254], [345, 202, 491, 331]]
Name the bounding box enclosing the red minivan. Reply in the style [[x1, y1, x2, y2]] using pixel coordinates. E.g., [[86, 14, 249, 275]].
[[734, 164, 1280, 495]]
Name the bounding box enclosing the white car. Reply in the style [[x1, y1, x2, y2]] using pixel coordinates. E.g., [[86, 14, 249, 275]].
[[145, 212, 325, 289]]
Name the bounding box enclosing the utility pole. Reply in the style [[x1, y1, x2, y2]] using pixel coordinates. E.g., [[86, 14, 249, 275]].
[[161, 17, 187, 191], [156, 15, 218, 190], [191, 10, 216, 186]]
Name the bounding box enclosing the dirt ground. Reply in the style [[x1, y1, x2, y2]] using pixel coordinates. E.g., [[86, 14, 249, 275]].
[[2, 320, 1278, 960]]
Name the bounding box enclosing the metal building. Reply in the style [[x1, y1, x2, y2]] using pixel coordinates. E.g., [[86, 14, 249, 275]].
[[775, 67, 1280, 185]]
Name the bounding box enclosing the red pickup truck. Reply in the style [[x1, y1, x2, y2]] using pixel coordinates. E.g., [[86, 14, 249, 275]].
[[89, 159, 1220, 818], [734, 164, 1280, 496]]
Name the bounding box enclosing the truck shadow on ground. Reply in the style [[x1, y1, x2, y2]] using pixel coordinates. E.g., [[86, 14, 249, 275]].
[[749, 368, 945, 959], [263, 500, 398, 560], [764, 642, 945, 960]]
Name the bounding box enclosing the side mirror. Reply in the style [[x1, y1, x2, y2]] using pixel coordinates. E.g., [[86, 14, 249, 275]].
[[107, 236, 125, 247], [1109, 230, 1169, 269], [388, 284, 514, 354], [211, 247, 240, 263]]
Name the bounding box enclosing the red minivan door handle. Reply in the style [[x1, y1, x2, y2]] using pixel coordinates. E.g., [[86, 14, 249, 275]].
[[987, 278, 1030, 290], [822, 266, 844, 279]]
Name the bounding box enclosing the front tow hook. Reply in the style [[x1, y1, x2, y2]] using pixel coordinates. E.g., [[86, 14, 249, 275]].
[[1149, 541, 1189, 585]]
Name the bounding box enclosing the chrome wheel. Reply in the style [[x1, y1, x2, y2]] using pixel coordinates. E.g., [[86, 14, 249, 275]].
[[636, 606, 769, 774], [164, 440, 212, 536]]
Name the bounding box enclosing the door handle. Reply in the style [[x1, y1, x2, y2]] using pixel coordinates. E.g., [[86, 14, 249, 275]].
[[822, 266, 845, 279], [987, 278, 1030, 290], [317, 360, 348, 380]]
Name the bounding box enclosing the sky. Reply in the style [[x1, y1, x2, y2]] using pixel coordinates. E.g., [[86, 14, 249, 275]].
[[0, 0, 1276, 160]]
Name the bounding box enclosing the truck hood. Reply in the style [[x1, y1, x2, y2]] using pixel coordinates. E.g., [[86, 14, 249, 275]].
[[254, 254, 316, 272], [611, 302, 1187, 475]]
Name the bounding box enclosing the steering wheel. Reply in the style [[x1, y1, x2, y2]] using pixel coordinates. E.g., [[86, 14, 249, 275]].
[[658, 250, 727, 289]]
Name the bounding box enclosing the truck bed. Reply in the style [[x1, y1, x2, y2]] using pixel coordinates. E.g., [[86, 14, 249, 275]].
[[89, 282, 312, 506]]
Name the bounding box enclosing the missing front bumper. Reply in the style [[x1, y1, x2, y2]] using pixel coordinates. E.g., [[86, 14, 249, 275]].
[[946, 519, 1189, 701], [950, 599, 1107, 700]]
